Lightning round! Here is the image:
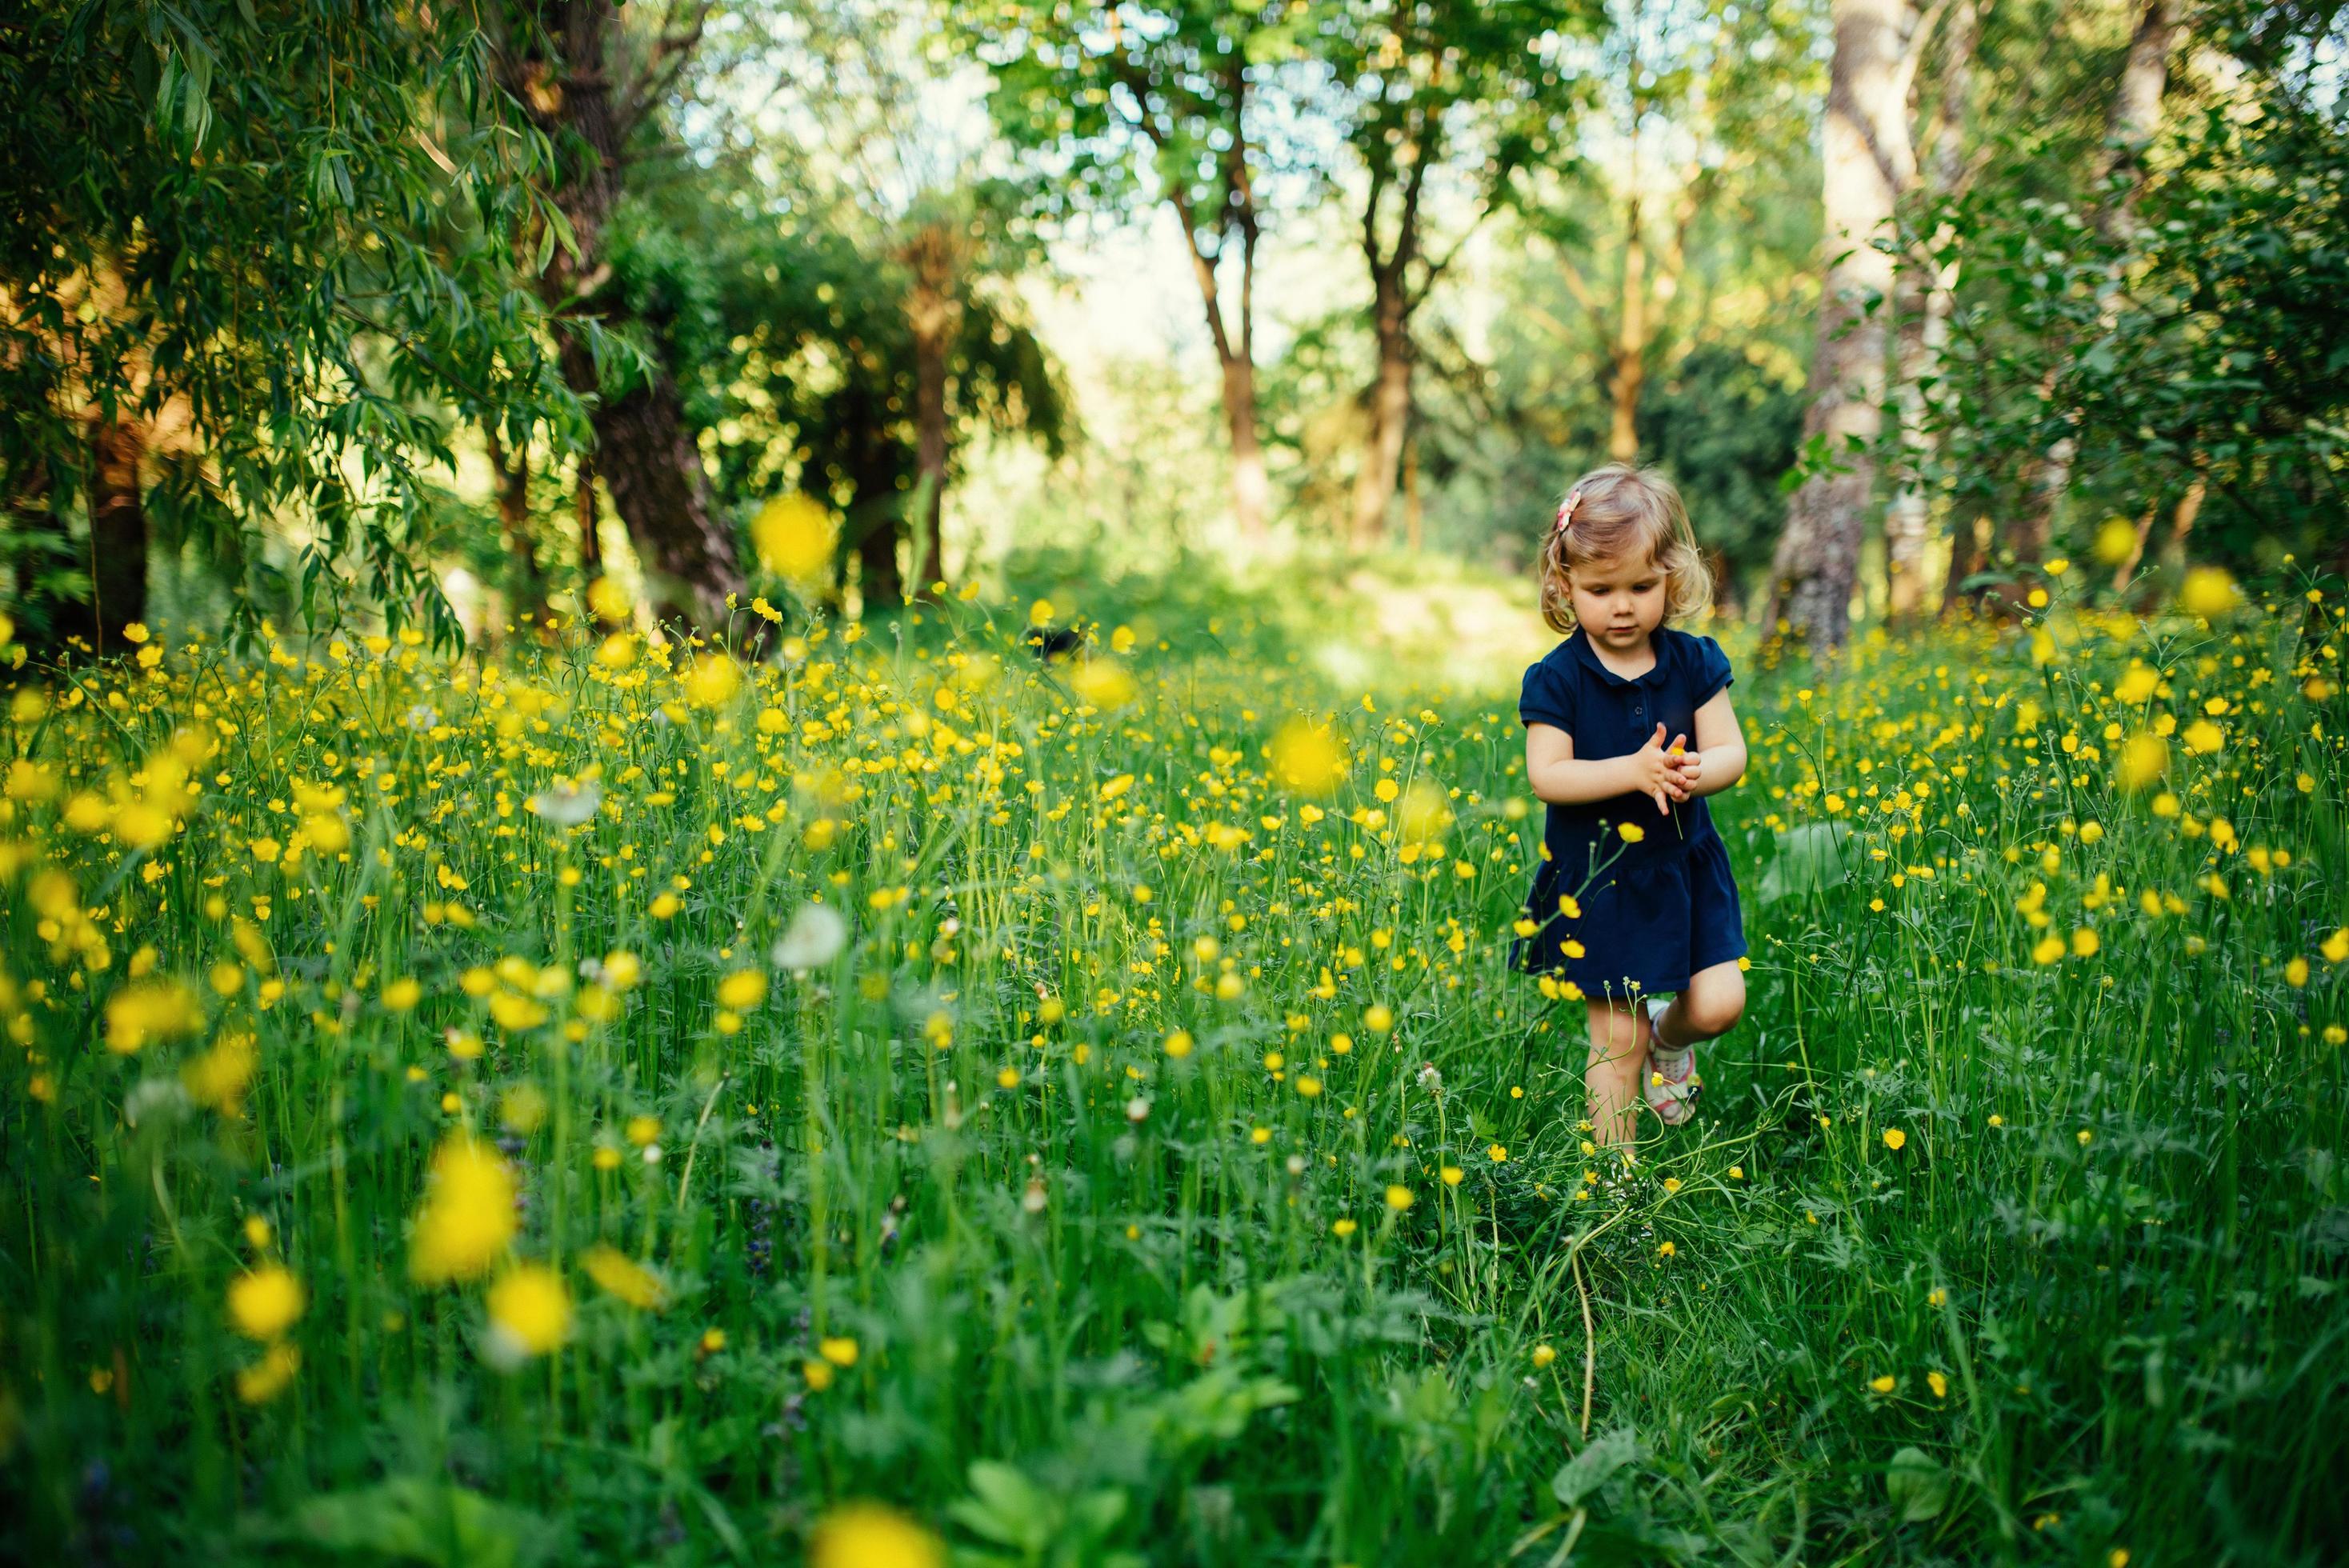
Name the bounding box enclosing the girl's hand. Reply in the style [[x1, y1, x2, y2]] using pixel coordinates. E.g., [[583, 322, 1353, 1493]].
[[1667, 733, 1703, 790], [1629, 722, 1691, 814]]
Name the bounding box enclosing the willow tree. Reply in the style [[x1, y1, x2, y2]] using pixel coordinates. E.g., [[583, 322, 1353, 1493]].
[[0, 0, 582, 654]]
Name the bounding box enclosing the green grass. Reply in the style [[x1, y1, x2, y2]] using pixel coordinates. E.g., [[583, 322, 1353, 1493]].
[[2, 558, 2344, 1566]]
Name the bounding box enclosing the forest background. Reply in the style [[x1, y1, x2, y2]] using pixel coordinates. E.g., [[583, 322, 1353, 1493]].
[[6, 0, 2344, 656], [5, 3, 2349, 1567]]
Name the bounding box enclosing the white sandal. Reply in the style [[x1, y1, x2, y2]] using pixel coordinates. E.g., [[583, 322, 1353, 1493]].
[[1641, 994, 1701, 1126]]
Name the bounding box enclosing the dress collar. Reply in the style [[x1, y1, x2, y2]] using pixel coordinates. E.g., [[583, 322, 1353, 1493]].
[[1570, 627, 1670, 688]]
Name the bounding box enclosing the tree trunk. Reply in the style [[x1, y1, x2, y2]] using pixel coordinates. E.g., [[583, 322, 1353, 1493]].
[[557, 335, 740, 631], [502, 0, 742, 633], [853, 508, 904, 610], [1763, 0, 1914, 650], [84, 414, 147, 655], [908, 319, 949, 595], [1219, 346, 1270, 538], [902, 219, 962, 598], [574, 454, 603, 575], [1402, 435, 1423, 554], [1167, 182, 1266, 539], [1351, 267, 1413, 546], [1886, 0, 1977, 622], [2011, 0, 2180, 551], [1608, 194, 1647, 463], [484, 424, 550, 626]]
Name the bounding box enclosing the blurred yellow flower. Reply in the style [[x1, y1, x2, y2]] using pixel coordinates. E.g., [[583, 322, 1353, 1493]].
[[1385, 1185, 1415, 1211], [716, 969, 768, 1010], [486, 1264, 573, 1363], [582, 1243, 666, 1310], [1269, 718, 1347, 794], [182, 1030, 258, 1111], [408, 1136, 518, 1286], [234, 1343, 301, 1405], [684, 653, 742, 709], [226, 1265, 306, 1342], [1070, 658, 1138, 711], [810, 1502, 943, 1568], [2092, 517, 2138, 565], [105, 978, 202, 1054], [1883, 1128, 1907, 1151], [2178, 566, 2238, 619], [751, 493, 837, 581], [586, 575, 632, 623], [2181, 718, 2223, 755]]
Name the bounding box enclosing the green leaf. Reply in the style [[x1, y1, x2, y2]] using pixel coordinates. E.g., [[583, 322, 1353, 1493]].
[[1756, 821, 1855, 905], [1551, 1426, 1639, 1510], [243, 1477, 561, 1568], [1886, 1446, 1951, 1523]]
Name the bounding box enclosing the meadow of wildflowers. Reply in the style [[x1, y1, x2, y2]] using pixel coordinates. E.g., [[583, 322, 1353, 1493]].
[[2, 555, 2343, 1565]]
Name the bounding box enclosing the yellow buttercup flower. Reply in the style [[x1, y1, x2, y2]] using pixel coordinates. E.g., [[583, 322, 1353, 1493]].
[[1269, 718, 1347, 794], [407, 1135, 518, 1286], [104, 978, 203, 1054], [226, 1265, 306, 1342], [683, 653, 742, 710], [485, 1263, 573, 1363], [582, 1245, 666, 1310], [751, 493, 838, 581], [809, 1502, 943, 1568], [2178, 566, 2238, 619]]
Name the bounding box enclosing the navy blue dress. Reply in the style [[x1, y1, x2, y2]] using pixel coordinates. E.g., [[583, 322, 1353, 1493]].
[[1510, 626, 1747, 998]]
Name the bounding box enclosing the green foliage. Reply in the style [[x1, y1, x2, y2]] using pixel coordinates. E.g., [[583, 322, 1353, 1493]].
[[3, 558, 2347, 1564], [0, 0, 586, 645], [954, 2, 1311, 238], [1910, 8, 2349, 586]]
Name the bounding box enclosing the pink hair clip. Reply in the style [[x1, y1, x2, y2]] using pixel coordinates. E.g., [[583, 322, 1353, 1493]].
[[1553, 487, 1583, 535]]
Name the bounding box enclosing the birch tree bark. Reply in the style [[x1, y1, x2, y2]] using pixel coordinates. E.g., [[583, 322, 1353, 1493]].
[[1764, 0, 1915, 649], [1886, 0, 1978, 622]]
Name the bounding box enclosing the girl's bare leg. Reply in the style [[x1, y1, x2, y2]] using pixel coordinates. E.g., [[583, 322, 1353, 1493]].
[[1653, 959, 1747, 1050], [1584, 998, 1648, 1147]]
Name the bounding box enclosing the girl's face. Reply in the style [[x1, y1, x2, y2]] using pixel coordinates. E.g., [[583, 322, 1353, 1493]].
[[1567, 550, 1667, 654]]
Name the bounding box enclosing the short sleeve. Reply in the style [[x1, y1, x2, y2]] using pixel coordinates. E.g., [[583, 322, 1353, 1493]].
[[1690, 634, 1735, 706], [1519, 656, 1576, 734]]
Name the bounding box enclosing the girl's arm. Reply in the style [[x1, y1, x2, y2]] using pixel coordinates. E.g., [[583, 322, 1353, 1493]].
[[1669, 689, 1747, 799], [1527, 722, 1690, 814]]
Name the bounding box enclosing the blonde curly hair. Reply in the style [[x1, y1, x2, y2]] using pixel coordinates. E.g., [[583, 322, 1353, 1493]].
[[1536, 462, 1714, 636]]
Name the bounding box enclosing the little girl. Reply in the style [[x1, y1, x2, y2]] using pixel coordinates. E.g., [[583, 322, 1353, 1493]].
[[1509, 463, 1749, 1146]]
